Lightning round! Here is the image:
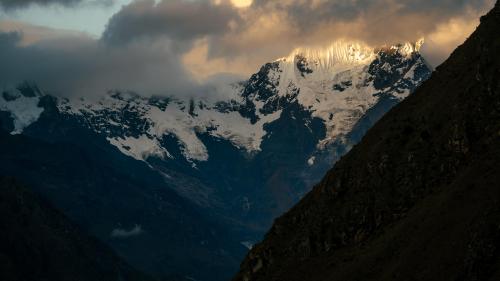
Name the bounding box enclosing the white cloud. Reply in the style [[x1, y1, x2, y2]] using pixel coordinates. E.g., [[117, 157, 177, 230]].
[[110, 224, 144, 238]]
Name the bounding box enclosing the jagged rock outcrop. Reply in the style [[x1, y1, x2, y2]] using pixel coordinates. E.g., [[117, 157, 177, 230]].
[[234, 2, 500, 281]]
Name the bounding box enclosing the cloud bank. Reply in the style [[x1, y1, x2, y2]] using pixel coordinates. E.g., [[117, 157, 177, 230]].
[[206, 0, 495, 67], [0, 0, 79, 9], [0, 0, 496, 97], [0, 25, 199, 97], [102, 0, 239, 45], [0, 0, 113, 10]]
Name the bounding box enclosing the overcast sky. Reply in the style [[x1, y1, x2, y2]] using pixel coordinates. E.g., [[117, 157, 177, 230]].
[[0, 0, 496, 97]]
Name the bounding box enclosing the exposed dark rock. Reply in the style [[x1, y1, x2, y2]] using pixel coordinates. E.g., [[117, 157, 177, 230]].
[[333, 81, 353, 92], [16, 82, 41, 98], [0, 111, 14, 132], [296, 55, 314, 77]]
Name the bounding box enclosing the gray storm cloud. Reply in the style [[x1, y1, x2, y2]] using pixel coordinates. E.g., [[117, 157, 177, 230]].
[[0, 0, 497, 97], [0, 0, 242, 97], [0, 28, 199, 97], [0, 0, 113, 9], [0, 0, 80, 9], [102, 0, 240, 45]]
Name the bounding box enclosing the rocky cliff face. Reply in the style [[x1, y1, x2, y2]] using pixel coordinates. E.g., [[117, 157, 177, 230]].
[[234, 2, 500, 281]]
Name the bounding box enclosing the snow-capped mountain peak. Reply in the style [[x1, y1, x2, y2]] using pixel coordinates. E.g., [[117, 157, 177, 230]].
[[0, 39, 431, 166], [243, 39, 430, 148]]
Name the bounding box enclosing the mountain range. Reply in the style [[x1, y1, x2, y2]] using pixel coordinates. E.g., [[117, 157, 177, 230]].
[[0, 38, 431, 280]]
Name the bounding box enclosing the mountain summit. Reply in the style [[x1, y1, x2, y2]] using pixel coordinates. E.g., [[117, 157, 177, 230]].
[[257, 39, 428, 147], [234, 2, 500, 281]]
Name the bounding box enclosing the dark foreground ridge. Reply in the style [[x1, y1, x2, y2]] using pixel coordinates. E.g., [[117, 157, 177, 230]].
[[234, 2, 500, 281], [0, 177, 153, 281]]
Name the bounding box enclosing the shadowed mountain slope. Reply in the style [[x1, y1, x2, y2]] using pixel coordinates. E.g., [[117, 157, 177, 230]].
[[0, 177, 155, 281], [0, 123, 245, 281], [234, 2, 500, 281]]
